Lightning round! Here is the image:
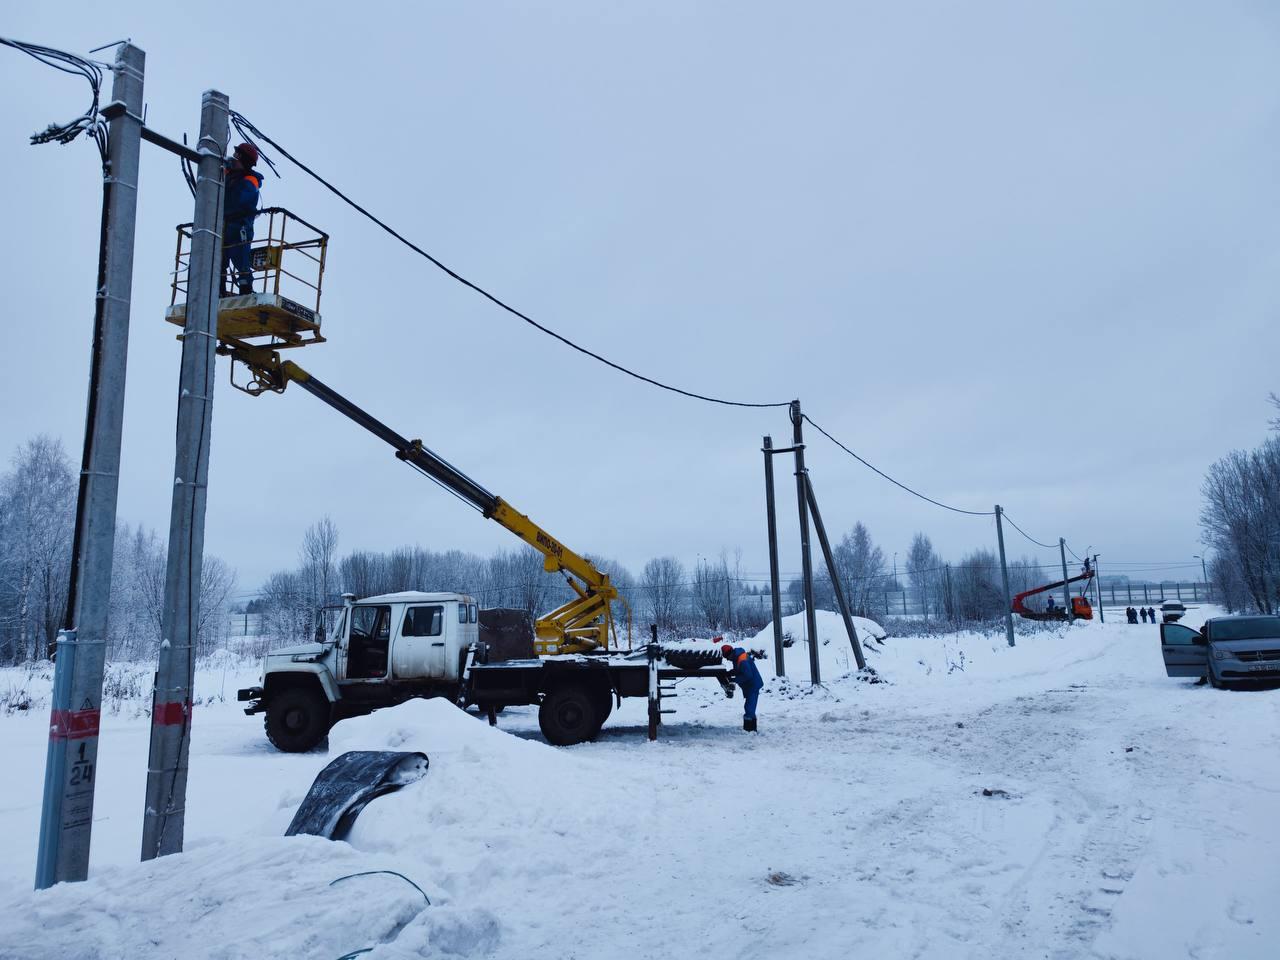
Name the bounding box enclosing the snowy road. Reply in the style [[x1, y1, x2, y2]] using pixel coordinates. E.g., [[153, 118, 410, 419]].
[[1, 610, 1277, 959]]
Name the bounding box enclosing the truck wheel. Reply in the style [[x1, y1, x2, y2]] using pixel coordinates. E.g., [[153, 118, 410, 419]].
[[265, 686, 331, 752], [539, 686, 599, 746], [591, 685, 614, 725]]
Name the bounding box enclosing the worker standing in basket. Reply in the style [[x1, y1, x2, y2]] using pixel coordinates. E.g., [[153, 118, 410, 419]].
[[722, 642, 764, 732], [221, 141, 262, 296]]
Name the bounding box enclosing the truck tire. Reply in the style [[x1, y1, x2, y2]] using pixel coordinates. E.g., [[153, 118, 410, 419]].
[[538, 685, 599, 746], [591, 685, 614, 725], [265, 686, 331, 752]]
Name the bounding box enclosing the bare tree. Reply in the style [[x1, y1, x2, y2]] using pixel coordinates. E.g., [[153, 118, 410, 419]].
[[641, 556, 686, 632], [906, 533, 938, 620]]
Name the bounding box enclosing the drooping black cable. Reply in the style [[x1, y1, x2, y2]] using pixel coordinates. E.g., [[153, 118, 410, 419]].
[[226, 111, 790, 410], [999, 512, 1059, 550], [801, 414, 996, 516]]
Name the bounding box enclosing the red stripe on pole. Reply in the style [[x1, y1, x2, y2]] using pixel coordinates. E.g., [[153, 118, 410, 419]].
[[48, 708, 101, 741], [152, 701, 191, 726]]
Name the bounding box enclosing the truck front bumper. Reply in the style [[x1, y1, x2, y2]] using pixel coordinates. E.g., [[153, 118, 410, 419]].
[[237, 686, 265, 715]]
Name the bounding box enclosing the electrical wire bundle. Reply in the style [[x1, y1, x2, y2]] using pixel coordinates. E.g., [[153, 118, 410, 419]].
[[0, 37, 109, 166]]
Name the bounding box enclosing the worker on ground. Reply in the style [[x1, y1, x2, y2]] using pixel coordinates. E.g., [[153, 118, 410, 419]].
[[1045, 595, 1057, 615], [221, 141, 262, 297], [1139, 607, 1148, 624], [1147, 606, 1157, 623], [721, 642, 763, 732]]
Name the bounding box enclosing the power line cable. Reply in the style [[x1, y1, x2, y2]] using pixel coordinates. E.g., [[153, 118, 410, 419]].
[[0, 36, 109, 165], [801, 414, 995, 517], [998, 511, 1059, 550], [225, 111, 790, 411]]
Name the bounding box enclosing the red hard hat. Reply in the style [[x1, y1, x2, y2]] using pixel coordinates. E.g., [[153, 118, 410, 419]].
[[234, 141, 259, 166], [721, 643, 734, 657]]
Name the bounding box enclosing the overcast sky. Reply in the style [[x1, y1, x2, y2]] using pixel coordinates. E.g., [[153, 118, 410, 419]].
[[2, 1, 1278, 600]]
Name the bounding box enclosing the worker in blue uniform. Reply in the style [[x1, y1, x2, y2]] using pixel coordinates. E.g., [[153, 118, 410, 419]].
[[722, 642, 764, 732], [221, 141, 262, 296]]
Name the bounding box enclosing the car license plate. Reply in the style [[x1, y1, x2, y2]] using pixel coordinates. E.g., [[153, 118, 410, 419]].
[[1249, 663, 1274, 672]]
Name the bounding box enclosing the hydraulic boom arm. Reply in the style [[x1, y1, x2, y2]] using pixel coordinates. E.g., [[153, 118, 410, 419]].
[[223, 342, 622, 655]]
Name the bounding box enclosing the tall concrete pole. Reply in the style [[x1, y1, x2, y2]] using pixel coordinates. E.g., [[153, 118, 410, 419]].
[[761, 437, 785, 676], [1059, 537, 1073, 622], [141, 89, 229, 860], [1093, 555, 1104, 623], [35, 43, 145, 890], [994, 505, 1015, 647], [790, 401, 821, 684]]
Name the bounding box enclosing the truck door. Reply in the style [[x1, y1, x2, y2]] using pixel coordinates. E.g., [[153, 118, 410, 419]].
[[396, 604, 446, 679], [1160, 622, 1207, 677], [347, 604, 391, 679]]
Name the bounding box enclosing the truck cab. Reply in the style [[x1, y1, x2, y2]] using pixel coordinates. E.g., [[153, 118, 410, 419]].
[[239, 591, 479, 751]]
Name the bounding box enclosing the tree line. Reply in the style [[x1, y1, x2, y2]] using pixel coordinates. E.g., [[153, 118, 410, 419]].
[[0, 435, 236, 665], [1200, 396, 1280, 613]]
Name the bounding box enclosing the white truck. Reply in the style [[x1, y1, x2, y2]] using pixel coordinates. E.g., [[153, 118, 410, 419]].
[[239, 591, 733, 750]]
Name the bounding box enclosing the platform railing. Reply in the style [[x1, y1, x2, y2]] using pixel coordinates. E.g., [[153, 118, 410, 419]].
[[170, 207, 328, 314]]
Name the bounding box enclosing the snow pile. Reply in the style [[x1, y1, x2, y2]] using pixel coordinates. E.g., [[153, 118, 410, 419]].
[[0, 836, 452, 960], [749, 609, 887, 682]]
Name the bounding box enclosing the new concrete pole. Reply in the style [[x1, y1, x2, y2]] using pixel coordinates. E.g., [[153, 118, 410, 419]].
[[141, 90, 229, 860], [762, 437, 785, 676], [790, 401, 820, 684], [1060, 538, 1072, 621], [995, 505, 1015, 647], [35, 43, 145, 890], [1094, 555, 1104, 623]]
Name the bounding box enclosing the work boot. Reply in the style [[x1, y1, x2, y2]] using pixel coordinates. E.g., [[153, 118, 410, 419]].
[[744, 717, 757, 732]]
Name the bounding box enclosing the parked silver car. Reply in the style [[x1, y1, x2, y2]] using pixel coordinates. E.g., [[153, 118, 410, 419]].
[[1160, 615, 1280, 688]]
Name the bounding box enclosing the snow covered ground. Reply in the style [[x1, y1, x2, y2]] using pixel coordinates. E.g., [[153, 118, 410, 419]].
[[1, 606, 1277, 959]]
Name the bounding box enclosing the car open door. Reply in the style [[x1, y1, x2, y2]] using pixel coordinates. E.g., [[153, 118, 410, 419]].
[[1160, 621, 1207, 678]]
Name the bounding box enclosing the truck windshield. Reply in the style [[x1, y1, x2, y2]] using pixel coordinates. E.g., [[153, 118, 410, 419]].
[[1212, 618, 1280, 642]]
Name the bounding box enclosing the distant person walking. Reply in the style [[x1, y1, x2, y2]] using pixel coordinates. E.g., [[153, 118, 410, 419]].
[[1139, 607, 1148, 623], [1126, 607, 1137, 624], [721, 642, 764, 732], [1146, 606, 1157, 624]]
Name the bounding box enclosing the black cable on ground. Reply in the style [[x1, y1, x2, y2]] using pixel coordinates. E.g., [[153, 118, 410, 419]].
[[801, 414, 995, 517], [226, 111, 790, 410], [330, 869, 431, 905]]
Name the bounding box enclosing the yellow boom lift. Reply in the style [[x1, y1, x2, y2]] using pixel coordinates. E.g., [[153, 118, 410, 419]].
[[168, 209, 625, 655]]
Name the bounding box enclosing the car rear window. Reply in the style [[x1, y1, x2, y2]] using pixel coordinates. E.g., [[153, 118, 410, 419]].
[[1211, 618, 1280, 641]]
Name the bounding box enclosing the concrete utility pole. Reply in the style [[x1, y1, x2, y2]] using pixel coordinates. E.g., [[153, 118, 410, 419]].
[[1093, 555, 1104, 623], [35, 43, 145, 891], [141, 89, 229, 860], [1059, 538, 1072, 621], [1194, 555, 1209, 600], [994, 505, 1015, 647], [790, 401, 821, 684], [761, 436, 785, 675]]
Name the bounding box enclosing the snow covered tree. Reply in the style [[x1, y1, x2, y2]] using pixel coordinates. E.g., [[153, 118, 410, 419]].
[[0, 435, 75, 662]]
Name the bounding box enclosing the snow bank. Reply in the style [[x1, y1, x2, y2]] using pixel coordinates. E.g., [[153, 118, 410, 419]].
[[0, 836, 478, 960]]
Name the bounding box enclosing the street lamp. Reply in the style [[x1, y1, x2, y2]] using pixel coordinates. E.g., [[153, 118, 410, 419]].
[[1193, 555, 1209, 600]]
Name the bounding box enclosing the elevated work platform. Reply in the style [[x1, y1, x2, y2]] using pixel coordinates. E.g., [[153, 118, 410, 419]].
[[167, 207, 327, 350], [165, 291, 322, 348]]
